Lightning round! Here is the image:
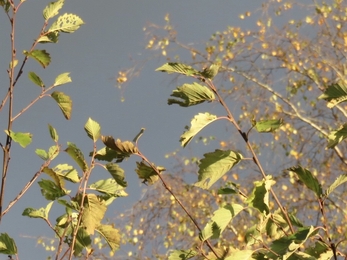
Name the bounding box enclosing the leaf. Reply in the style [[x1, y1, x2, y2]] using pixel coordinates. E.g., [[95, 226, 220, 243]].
[[36, 149, 48, 160], [22, 201, 54, 220], [0, 233, 17, 254], [51, 91, 72, 119], [54, 72, 72, 86], [89, 178, 127, 197], [180, 113, 218, 147], [135, 161, 163, 184], [247, 177, 275, 214], [168, 249, 198, 260], [43, 166, 65, 189], [319, 80, 347, 108], [38, 31, 59, 43], [48, 13, 84, 33], [48, 124, 59, 142], [105, 163, 127, 187], [48, 145, 59, 160], [65, 142, 88, 171], [93, 147, 122, 162], [4, 130, 32, 148], [225, 250, 254, 260], [54, 164, 80, 183], [194, 149, 242, 189], [201, 64, 220, 79], [84, 117, 101, 142], [81, 194, 107, 235], [9, 59, 18, 69], [156, 62, 201, 77], [95, 224, 121, 252], [23, 49, 51, 68], [326, 123, 347, 149], [325, 173, 347, 197], [254, 119, 283, 133], [28, 71, 44, 87], [101, 136, 138, 159], [43, 0, 64, 20], [305, 241, 333, 259], [73, 227, 92, 257], [168, 82, 215, 107], [288, 166, 322, 197], [38, 179, 67, 200]]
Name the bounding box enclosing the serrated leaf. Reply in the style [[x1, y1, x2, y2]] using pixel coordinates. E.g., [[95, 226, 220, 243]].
[[326, 123, 347, 148], [43, 0, 64, 20], [51, 91, 72, 119], [0, 233, 17, 254], [38, 179, 67, 200], [101, 136, 138, 158], [254, 119, 283, 133], [65, 142, 88, 171], [36, 149, 48, 160], [81, 194, 107, 235], [54, 163, 80, 183], [4, 130, 32, 148], [89, 178, 126, 197], [23, 49, 51, 68], [105, 163, 127, 187], [48, 124, 59, 142], [54, 72, 71, 86], [247, 177, 275, 214], [156, 62, 201, 76], [325, 173, 347, 197], [48, 13, 84, 33], [43, 166, 65, 188], [288, 166, 322, 197], [319, 80, 347, 108], [22, 201, 54, 220], [73, 227, 92, 257], [135, 161, 163, 184], [38, 31, 59, 43], [168, 249, 198, 260], [28, 71, 44, 87], [95, 224, 121, 252], [84, 117, 101, 142], [194, 149, 242, 189], [180, 113, 218, 147], [93, 147, 122, 162], [168, 82, 215, 107]]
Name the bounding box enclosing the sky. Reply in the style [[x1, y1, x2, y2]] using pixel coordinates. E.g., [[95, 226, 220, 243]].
[[0, 1, 263, 259]]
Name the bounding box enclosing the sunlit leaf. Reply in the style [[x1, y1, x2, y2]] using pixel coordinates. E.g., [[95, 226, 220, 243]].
[[326, 123, 347, 149], [224, 249, 254, 260], [51, 91, 72, 119], [89, 178, 126, 197], [65, 142, 88, 171], [247, 177, 275, 214], [43, 0, 64, 20], [325, 173, 347, 197], [319, 80, 347, 108], [4, 130, 32, 148], [48, 124, 59, 142], [22, 201, 54, 220], [156, 62, 201, 77], [54, 163, 80, 183], [168, 249, 198, 260], [81, 194, 107, 235], [0, 233, 17, 254], [95, 224, 121, 252], [54, 72, 72, 86], [35, 149, 48, 160], [180, 113, 218, 147], [105, 163, 127, 187], [254, 119, 283, 133], [23, 49, 51, 68], [135, 161, 163, 184], [288, 166, 322, 197], [38, 31, 59, 43], [48, 145, 59, 160], [9, 59, 18, 69], [84, 117, 101, 142], [48, 13, 84, 33], [28, 71, 44, 87], [194, 149, 242, 189], [168, 82, 215, 107], [43, 166, 65, 189]]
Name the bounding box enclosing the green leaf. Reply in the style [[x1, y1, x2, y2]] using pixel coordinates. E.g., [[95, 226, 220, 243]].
[[135, 161, 163, 184], [43, 0, 64, 20], [54, 164, 80, 183], [168, 249, 198, 260], [48, 145, 59, 160], [254, 119, 283, 133], [326, 123, 347, 148], [305, 241, 333, 259], [65, 142, 88, 171], [0, 233, 17, 254], [225, 249, 254, 260], [247, 177, 275, 214], [36, 149, 48, 160], [89, 178, 127, 197], [105, 163, 127, 187], [201, 64, 220, 79], [43, 166, 65, 188], [23, 49, 51, 68], [73, 227, 92, 257], [288, 166, 322, 197], [48, 13, 84, 33], [22, 201, 54, 220], [4, 130, 32, 148], [38, 31, 59, 43], [101, 136, 138, 159], [194, 149, 242, 189], [318, 80, 347, 108], [54, 72, 72, 86], [28, 71, 44, 87], [81, 194, 107, 235], [156, 62, 201, 77], [180, 113, 218, 147], [38, 179, 67, 200], [325, 173, 347, 197], [93, 147, 122, 162], [48, 124, 59, 142], [95, 224, 121, 252], [51, 91, 72, 119], [84, 117, 101, 142], [168, 82, 215, 107]]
